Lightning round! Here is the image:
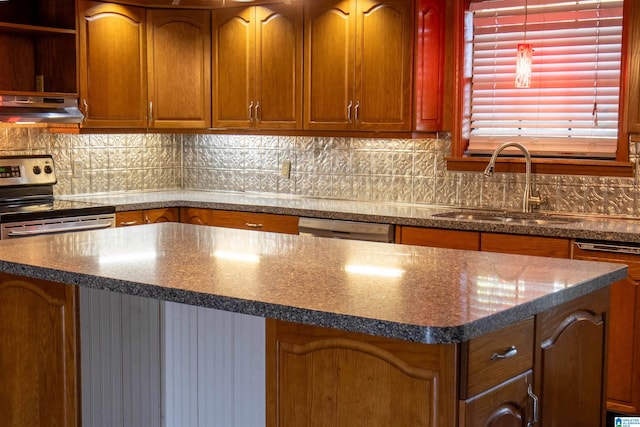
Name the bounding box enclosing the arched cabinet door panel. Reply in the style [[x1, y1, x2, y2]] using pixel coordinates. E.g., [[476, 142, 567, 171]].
[[534, 287, 609, 427], [0, 275, 79, 427], [78, 1, 148, 128]]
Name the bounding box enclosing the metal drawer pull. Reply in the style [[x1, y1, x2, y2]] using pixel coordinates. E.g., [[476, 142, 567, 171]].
[[119, 221, 139, 226], [527, 383, 539, 426], [248, 101, 254, 122], [490, 345, 518, 360], [347, 101, 353, 123], [245, 223, 263, 228]]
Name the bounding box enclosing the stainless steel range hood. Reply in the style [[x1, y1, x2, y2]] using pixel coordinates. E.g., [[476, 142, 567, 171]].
[[0, 95, 84, 124]]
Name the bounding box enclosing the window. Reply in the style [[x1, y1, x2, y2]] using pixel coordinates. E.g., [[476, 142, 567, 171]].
[[459, 0, 625, 162]]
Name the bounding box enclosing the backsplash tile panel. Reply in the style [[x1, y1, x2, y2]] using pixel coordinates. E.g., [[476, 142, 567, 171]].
[[2, 125, 640, 218]]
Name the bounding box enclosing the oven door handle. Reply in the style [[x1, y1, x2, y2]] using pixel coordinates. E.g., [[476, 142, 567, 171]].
[[6, 220, 114, 237]]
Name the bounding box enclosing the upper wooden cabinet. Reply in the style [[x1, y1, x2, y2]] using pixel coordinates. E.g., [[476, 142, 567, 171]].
[[147, 9, 211, 128], [78, 2, 148, 128], [212, 3, 303, 129], [0, 0, 77, 95], [624, 0, 640, 133], [414, 0, 445, 132], [303, 0, 413, 131], [78, 2, 211, 129]]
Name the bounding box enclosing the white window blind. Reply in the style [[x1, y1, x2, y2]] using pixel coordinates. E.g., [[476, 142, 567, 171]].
[[467, 0, 624, 158]]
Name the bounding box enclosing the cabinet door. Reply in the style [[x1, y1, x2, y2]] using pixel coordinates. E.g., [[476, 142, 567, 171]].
[[459, 371, 531, 427], [0, 274, 78, 427], [355, 0, 413, 131], [266, 319, 457, 427], [78, 1, 148, 128], [147, 9, 211, 129], [254, 3, 303, 129], [534, 287, 609, 427], [304, 0, 356, 130], [414, 0, 445, 131], [212, 7, 255, 128], [625, 0, 640, 133]]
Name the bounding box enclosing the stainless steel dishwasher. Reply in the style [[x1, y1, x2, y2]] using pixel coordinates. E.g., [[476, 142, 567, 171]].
[[574, 240, 640, 255], [298, 217, 395, 243]]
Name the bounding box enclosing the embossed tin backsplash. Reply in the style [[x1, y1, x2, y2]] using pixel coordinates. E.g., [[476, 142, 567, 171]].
[[1, 126, 639, 217]]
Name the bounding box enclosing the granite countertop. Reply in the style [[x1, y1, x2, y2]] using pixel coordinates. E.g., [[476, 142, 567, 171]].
[[60, 190, 640, 243], [0, 223, 626, 344]]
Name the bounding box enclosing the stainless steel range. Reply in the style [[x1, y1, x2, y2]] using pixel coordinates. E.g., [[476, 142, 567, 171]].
[[0, 155, 115, 239]]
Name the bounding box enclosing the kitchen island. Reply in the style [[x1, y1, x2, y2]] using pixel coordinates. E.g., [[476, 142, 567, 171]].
[[0, 223, 627, 426]]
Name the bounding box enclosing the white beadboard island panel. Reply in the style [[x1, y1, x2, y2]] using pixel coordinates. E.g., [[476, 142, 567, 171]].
[[163, 302, 265, 427], [81, 287, 264, 427]]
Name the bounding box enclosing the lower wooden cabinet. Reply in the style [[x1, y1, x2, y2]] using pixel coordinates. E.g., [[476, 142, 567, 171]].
[[115, 207, 179, 227], [459, 371, 532, 427], [267, 287, 609, 426], [573, 242, 640, 416], [534, 286, 609, 426], [180, 207, 299, 234], [0, 273, 79, 427], [396, 226, 570, 259], [396, 226, 480, 250], [481, 233, 570, 259], [266, 319, 458, 427]]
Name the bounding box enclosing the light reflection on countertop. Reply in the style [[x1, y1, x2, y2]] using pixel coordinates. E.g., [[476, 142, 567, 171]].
[[0, 223, 626, 343]]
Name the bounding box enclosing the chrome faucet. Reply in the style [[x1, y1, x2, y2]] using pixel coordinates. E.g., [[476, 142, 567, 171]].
[[483, 142, 542, 213]]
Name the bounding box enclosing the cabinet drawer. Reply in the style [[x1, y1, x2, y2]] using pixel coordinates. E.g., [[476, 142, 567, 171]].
[[115, 210, 144, 227], [210, 210, 299, 235], [396, 226, 480, 250], [481, 233, 570, 258], [460, 317, 534, 398]]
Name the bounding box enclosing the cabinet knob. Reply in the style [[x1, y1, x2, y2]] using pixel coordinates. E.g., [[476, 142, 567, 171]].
[[354, 100, 360, 122], [490, 345, 518, 360], [347, 101, 353, 123], [248, 101, 254, 122], [254, 102, 260, 122]]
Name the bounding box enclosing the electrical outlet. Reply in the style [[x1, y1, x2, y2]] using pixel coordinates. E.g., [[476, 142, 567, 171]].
[[281, 159, 291, 179], [73, 160, 83, 178]]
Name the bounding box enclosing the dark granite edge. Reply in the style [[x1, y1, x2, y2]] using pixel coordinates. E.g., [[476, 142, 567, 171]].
[[0, 260, 626, 344]]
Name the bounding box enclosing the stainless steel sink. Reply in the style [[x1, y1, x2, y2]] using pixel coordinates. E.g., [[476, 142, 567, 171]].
[[432, 211, 582, 225]]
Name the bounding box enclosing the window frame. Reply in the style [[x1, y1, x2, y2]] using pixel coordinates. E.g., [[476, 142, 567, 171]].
[[446, 0, 634, 177]]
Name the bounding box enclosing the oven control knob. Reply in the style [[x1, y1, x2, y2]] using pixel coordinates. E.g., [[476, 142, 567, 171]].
[[32, 165, 42, 175], [44, 165, 53, 174]]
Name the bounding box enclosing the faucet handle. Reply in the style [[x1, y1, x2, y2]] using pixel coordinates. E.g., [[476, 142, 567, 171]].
[[527, 191, 545, 210]]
